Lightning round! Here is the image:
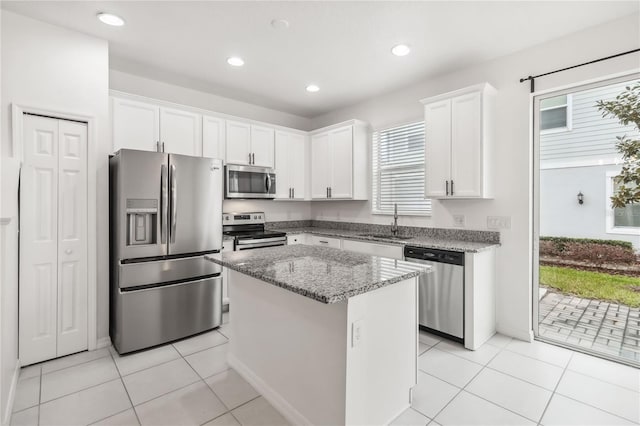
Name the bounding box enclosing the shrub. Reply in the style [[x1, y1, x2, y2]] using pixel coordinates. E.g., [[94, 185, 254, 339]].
[[540, 236, 637, 265]]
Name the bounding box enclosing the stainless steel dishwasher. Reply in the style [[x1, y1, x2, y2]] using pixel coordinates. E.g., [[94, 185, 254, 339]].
[[404, 246, 464, 343]]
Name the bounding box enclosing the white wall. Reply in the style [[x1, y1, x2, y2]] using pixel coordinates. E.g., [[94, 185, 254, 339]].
[[1, 8, 110, 392], [309, 13, 640, 340]]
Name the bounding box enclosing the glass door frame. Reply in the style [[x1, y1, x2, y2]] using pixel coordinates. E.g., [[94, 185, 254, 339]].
[[531, 71, 640, 362]]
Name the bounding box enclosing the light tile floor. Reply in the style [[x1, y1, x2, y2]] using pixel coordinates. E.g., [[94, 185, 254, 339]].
[[11, 312, 640, 426]]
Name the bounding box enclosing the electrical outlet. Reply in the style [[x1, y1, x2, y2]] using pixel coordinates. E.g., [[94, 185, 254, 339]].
[[487, 216, 511, 229], [453, 215, 465, 227], [351, 320, 364, 348]]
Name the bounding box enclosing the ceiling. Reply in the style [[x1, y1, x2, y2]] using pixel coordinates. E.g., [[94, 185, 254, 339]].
[[2, 1, 638, 118]]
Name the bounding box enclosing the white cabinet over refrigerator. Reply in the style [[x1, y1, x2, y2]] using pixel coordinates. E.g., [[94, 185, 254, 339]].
[[421, 83, 495, 199], [111, 96, 202, 156], [20, 115, 88, 366]]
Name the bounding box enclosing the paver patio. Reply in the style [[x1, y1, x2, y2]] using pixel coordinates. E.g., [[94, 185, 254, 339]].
[[539, 289, 640, 364]]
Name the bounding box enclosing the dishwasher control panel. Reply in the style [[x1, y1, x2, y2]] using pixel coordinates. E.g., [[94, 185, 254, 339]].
[[403, 246, 464, 266]]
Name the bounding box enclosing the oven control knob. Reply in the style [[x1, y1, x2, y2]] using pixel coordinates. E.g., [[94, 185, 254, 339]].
[[254, 215, 257, 219], [225, 215, 229, 220], [258, 215, 262, 219]]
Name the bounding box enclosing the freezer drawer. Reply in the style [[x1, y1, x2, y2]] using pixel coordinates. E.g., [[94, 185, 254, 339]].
[[111, 276, 223, 354], [118, 255, 222, 289]]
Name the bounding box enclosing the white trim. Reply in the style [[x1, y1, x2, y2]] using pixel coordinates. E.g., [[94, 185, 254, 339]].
[[227, 353, 312, 426], [540, 157, 622, 170], [605, 171, 640, 236], [11, 103, 98, 353], [0, 218, 11, 226], [96, 336, 112, 349], [531, 69, 640, 97], [2, 360, 20, 426]]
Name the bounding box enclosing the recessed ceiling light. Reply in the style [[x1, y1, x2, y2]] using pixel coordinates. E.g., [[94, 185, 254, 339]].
[[271, 19, 290, 30], [306, 84, 320, 93], [97, 12, 125, 27], [391, 44, 411, 57], [227, 57, 245, 67]]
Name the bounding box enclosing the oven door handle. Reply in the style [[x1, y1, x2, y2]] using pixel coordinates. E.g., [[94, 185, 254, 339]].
[[236, 241, 286, 250], [236, 236, 287, 245]]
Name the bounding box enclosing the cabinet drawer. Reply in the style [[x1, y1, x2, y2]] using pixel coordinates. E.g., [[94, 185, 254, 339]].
[[287, 234, 308, 245], [309, 235, 341, 249]]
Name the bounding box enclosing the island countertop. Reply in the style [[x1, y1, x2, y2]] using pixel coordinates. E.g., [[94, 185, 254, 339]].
[[206, 245, 429, 304]]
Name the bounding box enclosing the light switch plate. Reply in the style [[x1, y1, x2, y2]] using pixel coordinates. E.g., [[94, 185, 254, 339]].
[[487, 216, 511, 229], [453, 215, 465, 227]]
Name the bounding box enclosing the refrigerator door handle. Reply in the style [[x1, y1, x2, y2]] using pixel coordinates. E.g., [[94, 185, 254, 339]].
[[170, 163, 177, 243], [161, 164, 168, 243]]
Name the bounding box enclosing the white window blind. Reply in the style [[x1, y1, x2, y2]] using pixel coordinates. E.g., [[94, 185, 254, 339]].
[[372, 121, 431, 215]]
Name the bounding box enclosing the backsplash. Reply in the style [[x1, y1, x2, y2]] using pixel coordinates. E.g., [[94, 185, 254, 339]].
[[266, 220, 500, 244]]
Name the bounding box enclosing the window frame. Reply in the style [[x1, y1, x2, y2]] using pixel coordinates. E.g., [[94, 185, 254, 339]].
[[371, 120, 431, 217], [540, 94, 573, 135], [605, 171, 640, 236]]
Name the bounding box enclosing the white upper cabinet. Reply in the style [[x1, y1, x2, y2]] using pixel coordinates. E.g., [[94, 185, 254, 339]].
[[202, 115, 226, 160], [251, 125, 275, 168], [160, 107, 202, 156], [226, 122, 275, 167], [311, 132, 330, 199], [275, 131, 307, 200], [226, 120, 252, 164], [310, 120, 368, 200], [421, 83, 495, 199], [112, 96, 201, 156], [112, 97, 160, 153]]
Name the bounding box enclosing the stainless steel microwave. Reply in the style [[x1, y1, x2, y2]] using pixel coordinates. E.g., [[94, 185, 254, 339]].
[[225, 164, 276, 199]]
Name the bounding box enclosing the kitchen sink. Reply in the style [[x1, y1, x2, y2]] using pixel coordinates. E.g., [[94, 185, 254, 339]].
[[358, 233, 413, 240]]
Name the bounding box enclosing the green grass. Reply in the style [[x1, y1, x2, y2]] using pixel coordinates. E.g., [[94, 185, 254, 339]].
[[540, 266, 640, 308]]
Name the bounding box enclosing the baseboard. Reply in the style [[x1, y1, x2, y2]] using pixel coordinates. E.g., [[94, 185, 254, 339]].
[[3, 359, 21, 425], [496, 324, 534, 342], [96, 336, 112, 349], [227, 354, 312, 426]]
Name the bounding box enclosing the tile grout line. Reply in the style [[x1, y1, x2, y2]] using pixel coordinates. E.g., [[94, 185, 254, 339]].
[[536, 350, 574, 425], [107, 350, 143, 426], [37, 365, 42, 426], [38, 350, 111, 378]]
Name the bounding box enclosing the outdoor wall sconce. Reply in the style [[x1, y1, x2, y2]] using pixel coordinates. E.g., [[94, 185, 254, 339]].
[[577, 191, 584, 205]]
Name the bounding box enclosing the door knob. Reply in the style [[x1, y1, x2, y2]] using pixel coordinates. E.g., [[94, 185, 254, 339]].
[[65, 249, 72, 255]]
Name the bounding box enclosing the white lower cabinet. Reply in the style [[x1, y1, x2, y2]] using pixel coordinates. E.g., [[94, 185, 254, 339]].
[[341, 239, 403, 260], [309, 235, 342, 249], [222, 239, 233, 306], [20, 115, 88, 366], [287, 234, 308, 245]]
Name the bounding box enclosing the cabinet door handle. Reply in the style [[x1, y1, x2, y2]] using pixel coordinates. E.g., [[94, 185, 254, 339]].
[[319, 240, 329, 244], [326, 187, 329, 198], [329, 187, 332, 198], [162, 142, 165, 153], [446, 180, 449, 196], [248, 153, 252, 164], [293, 188, 295, 198], [156, 141, 161, 152], [451, 180, 454, 196], [252, 153, 255, 164]]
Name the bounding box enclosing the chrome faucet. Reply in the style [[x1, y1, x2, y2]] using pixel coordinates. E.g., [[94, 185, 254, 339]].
[[391, 203, 399, 236]]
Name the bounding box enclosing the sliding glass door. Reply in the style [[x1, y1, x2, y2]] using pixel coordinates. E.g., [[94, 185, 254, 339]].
[[533, 73, 640, 367]]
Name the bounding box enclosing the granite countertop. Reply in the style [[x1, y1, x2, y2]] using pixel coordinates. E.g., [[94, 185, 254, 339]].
[[206, 245, 429, 304], [278, 227, 498, 253]]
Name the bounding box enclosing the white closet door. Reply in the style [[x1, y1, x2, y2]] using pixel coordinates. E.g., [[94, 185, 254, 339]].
[[20, 115, 59, 365], [57, 120, 88, 356]]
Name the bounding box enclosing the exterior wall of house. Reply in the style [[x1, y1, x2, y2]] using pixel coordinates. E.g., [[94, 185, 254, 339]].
[[539, 79, 640, 251], [540, 164, 639, 250], [540, 79, 640, 169]]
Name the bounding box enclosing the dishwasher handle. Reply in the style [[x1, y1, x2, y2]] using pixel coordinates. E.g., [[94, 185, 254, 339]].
[[404, 246, 464, 266]]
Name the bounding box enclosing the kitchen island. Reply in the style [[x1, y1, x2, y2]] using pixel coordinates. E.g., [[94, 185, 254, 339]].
[[206, 245, 428, 426]]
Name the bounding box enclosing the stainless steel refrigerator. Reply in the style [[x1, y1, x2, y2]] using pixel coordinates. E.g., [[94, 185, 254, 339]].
[[110, 149, 223, 354]]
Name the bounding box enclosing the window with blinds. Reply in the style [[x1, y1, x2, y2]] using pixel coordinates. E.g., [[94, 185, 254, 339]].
[[372, 121, 431, 215]]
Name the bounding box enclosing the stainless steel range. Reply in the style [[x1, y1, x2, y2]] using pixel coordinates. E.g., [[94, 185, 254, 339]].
[[223, 212, 287, 250]]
